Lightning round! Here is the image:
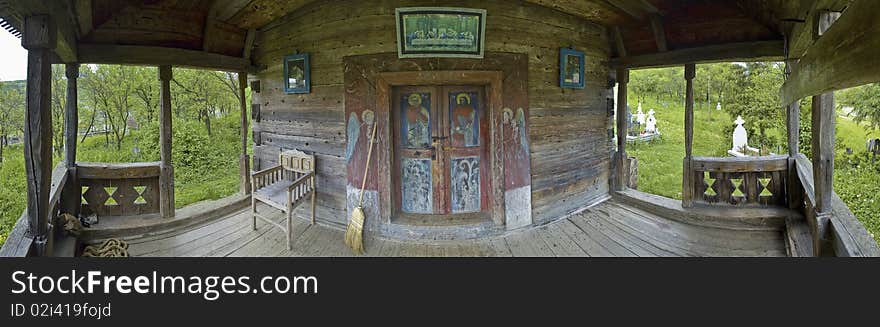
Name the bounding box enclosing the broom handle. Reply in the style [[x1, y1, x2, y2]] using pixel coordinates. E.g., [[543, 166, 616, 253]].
[[357, 122, 378, 206]]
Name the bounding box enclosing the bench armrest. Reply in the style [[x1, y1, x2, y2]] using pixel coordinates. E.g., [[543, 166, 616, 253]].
[[252, 165, 282, 178], [287, 172, 316, 200], [251, 165, 283, 192]]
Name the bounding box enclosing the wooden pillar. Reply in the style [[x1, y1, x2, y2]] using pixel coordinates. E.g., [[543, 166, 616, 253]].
[[238, 72, 251, 195], [61, 64, 81, 217], [682, 64, 696, 208], [785, 61, 803, 210], [158, 66, 175, 218], [614, 68, 629, 191], [64, 64, 78, 168], [22, 15, 54, 256], [786, 98, 804, 210], [811, 92, 835, 255]]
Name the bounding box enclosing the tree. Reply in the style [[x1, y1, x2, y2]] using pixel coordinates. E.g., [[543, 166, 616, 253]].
[[131, 67, 159, 122], [0, 81, 25, 163], [171, 68, 239, 136], [726, 62, 786, 153], [50, 65, 68, 157], [838, 83, 880, 130], [81, 65, 137, 150]]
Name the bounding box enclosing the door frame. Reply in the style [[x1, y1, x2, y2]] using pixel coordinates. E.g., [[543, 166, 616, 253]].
[[376, 71, 505, 225]]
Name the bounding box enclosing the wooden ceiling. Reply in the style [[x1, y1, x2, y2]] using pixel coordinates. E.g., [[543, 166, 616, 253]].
[[0, 0, 843, 69]]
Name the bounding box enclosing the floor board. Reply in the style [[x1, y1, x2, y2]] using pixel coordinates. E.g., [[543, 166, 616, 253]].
[[124, 199, 789, 257]]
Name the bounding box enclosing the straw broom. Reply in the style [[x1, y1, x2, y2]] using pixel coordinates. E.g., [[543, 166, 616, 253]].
[[345, 122, 378, 254]]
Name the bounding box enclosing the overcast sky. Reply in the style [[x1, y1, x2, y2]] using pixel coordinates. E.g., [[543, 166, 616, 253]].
[[0, 31, 28, 81]]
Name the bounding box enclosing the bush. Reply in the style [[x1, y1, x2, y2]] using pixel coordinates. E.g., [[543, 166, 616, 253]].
[[835, 152, 880, 241]]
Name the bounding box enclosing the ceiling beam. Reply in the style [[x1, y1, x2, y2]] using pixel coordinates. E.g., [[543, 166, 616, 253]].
[[215, 0, 254, 22], [611, 40, 784, 69], [77, 44, 258, 73], [243, 28, 256, 61], [649, 14, 668, 51], [612, 26, 627, 57], [780, 0, 880, 105], [202, 0, 221, 51], [73, 0, 92, 39], [604, 0, 659, 20]]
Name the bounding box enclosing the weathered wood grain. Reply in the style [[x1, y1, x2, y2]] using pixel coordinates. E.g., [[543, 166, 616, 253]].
[[781, 0, 880, 105], [158, 66, 174, 218], [22, 16, 54, 256]]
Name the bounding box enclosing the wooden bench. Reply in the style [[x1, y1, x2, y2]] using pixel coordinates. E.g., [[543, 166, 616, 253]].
[[251, 149, 316, 249]]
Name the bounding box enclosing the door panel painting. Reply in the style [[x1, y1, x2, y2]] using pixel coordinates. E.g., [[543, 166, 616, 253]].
[[401, 158, 433, 213], [401, 93, 431, 149], [393, 86, 488, 218], [449, 91, 480, 148], [450, 156, 480, 213]]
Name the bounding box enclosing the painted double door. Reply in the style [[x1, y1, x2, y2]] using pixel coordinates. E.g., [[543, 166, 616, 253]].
[[393, 86, 489, 216]]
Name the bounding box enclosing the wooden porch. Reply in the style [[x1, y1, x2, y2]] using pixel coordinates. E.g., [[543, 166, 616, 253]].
[[2, 0, 880, 258], [115, 194, 788, 257]]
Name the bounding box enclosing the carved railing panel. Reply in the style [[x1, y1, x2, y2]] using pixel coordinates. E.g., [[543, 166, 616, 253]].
[[686, 155, 788, 207], [77, 162, 162, 217]]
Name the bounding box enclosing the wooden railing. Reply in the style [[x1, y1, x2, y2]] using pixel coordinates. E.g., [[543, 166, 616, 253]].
[[0, 164, 69, 257], [792, 154, 880, 256], [77, 162, 162, 217], [685, 155, 788, 207]]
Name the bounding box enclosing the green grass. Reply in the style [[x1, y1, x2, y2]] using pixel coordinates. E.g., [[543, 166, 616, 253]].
[[627, 97, 880, 244], [0, 146, 27, 246], [627, 99, 732, 199]]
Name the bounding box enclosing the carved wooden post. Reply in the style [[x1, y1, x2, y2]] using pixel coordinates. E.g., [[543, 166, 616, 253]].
[[238, 72, 251, 195], [61, 64, 81, 217], [682, 64, 696, 207], [158, 66, 175, 218], [64, 64, 78, 168], [22, 15, 54, 256], [811, 92, 835, 255], [614, 68, 629, 191]]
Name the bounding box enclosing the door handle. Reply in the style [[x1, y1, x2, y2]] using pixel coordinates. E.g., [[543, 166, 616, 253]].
[[431, 136, 449, 141]]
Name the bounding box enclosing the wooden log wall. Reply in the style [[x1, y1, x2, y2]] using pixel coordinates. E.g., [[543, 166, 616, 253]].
[[251, 0, 612, 226]]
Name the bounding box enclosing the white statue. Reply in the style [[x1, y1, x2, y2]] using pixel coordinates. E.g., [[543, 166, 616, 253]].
[[645, 109, 658, 134], [716, 102, 721, 111], [636, 106, 646, 126], [728, 115, 760, 157]]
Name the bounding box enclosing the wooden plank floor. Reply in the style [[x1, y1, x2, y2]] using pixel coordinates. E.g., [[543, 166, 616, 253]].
[[124, 200, 788, 257]]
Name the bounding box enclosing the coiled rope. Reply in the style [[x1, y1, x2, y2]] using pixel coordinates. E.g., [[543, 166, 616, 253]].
[[82, 239, 130, 257]]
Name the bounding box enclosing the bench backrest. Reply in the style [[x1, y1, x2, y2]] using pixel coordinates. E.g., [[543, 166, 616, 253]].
[[279, 149, 315, 174]]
